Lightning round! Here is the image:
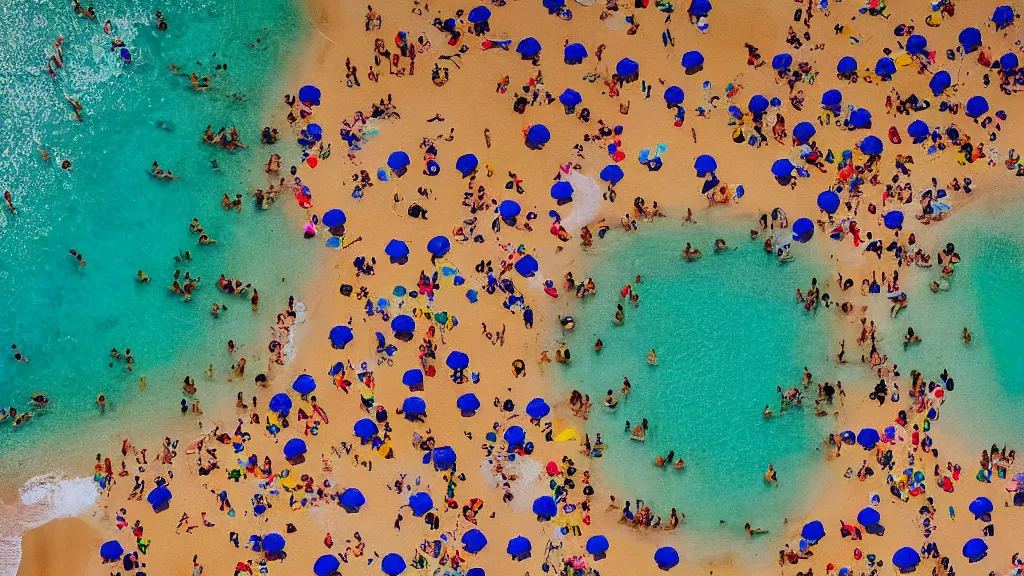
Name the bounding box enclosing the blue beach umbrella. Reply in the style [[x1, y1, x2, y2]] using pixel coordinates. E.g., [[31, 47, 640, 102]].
[[1000, 52, 1019, 71], [467, 5, 491, 23], [681, 50, 704, 72], [499, 200, 522, 221], [100, 541, 124, 560], [564, 42, 587, 64], [387, 151, 410, 171], [857, 507, 881, 528], [793, 122, 816, 144], [283, 438, 307, 460], [322, 208, 346, 228], [616, 57, 640, 78], [329, 325, 353, 349], [525, 398, 550, 419], [391, 314, 415, 340], [426, 236, 450, 258], [821, 89, 842, 107], [992, 5, 1015, 29], [892, 547, 921, 572], [514, 255, 539, 278], [307, 124, 323, 141], [314, 554, 341, 576], [263, 533, 286, 553], [462, 529, 488, 553], [339, 487, 366, 512], [771, 158, 796, 178], [664, 86, 685, 106], [694, 154, 717, 176], [963, 538, 988, 562], [354, 418, 379, 439], [969, 496, 993, 519], [906, 34, 928, 55], [457, 392, 481, 415], [801, 520, 825, 543], [516, 37, 542, 58], [467, 569, 485, 576], [908, 120, 929, 143], [929, 71, 952, 96], [385, 239, 410, 264], [600, 164, 624, 184], [298, 85, 321, 105], [504, 425, 526, 449], [857, 428, 881, 448], [772, 53, 793, 71], [792, 218, 814, 243], [748, 94, 769, 113], [507, 536, 532, 560], [543, 0, 565, 14], [817, 191, 840, 214], [837, 56, 857, 75], [456, 154, 479, 177], [402, 396, 427, 418], [409, 492, 433, 516], [849, 108, 872, 129], [446, 350, 470, 370], [875, 57, 897, 78], [559, 88, 582, 109], [268, 393, 292, 414], [654, 547, 679, 570], [525, 124, 550, 148], [860, 135, 884, 155], [727, 105, 743, 119], [586, 535, 610, 557], [381, 553, 406, 575], [402, 369, 423, 388], [688, 0, 712, 16], [532, 495, 557, 519], [883, 211, 905, 230], [292, 374, 316, 396], [432, 446, 457, 470], [550, 181, 574, 203], [147, 485, 172, 511], [958, 27, 982, 53], [966, 96, 989, 118]]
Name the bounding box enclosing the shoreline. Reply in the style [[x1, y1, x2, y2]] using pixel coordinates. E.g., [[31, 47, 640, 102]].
[[7, 0, 1024, 574]]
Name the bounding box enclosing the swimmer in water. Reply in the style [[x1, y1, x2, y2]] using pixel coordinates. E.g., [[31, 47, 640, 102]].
[[765, 463, 778, 486], [69, 248, 86, 267], [647, 349, 658, 366], [682, 242, 702, 261], [4, 190, 15, 213], [745, 523, 769, 536], [962, 327, 972, 344], [714, 238, 727, 252], [65, 96, 83, 121]]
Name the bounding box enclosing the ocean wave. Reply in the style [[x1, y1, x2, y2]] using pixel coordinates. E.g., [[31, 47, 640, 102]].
[[0, 474, 99, 576]]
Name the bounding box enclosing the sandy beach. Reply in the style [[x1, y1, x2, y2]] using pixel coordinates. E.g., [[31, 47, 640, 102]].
[[5, 0, 1024, 575]]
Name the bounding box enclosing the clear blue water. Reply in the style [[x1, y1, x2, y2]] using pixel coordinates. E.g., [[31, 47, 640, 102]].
[[0, 0, 309, 471], [881, 201, 1024, 447], [553, 217, 844, 558]]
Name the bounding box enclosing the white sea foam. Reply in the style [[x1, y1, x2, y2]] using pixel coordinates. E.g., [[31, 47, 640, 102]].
[[0, 475, 99, 576]]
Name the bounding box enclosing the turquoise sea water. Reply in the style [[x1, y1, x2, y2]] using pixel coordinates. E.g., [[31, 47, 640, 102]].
[[0, 0, 309, 472], [554, 217, 845, 559], [881, 201, 1024, 448]]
